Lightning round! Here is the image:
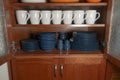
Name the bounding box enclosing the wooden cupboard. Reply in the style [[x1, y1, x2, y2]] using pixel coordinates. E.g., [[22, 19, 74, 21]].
[[0, 0, 120, 80], [12, 54, 106, 80]]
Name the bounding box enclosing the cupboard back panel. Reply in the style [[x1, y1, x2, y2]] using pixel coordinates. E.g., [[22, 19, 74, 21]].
[[8, 27, 105, 39], [13, 7, 107, 25], [7, 27, 105, 52]]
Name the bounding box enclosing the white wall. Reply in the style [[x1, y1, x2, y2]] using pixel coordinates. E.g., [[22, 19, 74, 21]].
[[0, 63, 9, 80]]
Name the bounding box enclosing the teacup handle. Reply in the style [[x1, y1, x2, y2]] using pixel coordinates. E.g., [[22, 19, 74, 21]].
[[39, 12, 42, 20], [26, 13, 30, 24], [84, 13, 87, 20], [51, 14, 54, 21], [61, 13, 64, 21], [95, 12, 100, 21], [72, 15, 74, 21]]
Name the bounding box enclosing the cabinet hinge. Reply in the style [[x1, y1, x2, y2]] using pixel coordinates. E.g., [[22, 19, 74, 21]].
[[9, 41, 19, 53]]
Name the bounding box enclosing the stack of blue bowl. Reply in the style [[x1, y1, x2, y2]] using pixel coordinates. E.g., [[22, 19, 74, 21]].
[[38, 32, 56, 52], [71, 32, 99, 51], [21, 39, 40, 52]]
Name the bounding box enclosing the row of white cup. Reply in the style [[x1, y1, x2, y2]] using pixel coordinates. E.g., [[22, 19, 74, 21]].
[[16, 10, 100, 25]]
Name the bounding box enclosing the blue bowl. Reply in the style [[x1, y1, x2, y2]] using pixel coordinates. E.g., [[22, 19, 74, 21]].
[[38, 33, 56, 41], [39, 40, 56, 50], [41, 46, 55, 52], [21, 39, 40, 52], [38, 32, 56, 36], [40, 40, 56, 45], [38, 32, 56, 38]]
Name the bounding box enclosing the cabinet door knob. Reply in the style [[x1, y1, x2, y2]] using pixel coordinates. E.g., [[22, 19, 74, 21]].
[[60, 64, 64, 77], [54, 64, 57, 77]]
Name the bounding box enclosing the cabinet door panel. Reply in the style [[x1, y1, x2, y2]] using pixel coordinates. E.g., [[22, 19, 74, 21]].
[[61, 56, 106, 80], [0, 0, 8, 58], [12, 59, 55, 80], [63, 64, 99, 80], [107, 0, 120, 68], [106, 62, 120, 80]]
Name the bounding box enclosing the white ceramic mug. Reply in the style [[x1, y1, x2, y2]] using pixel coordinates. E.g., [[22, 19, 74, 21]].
[[63, 10, 73, 24], [16, 10, 30, 24], [41, 10, 52, 24], [73, 10, 85, 24], [85, 10, 100, 24], [29, 10, 42, 24], [52, 10, 63, 24]]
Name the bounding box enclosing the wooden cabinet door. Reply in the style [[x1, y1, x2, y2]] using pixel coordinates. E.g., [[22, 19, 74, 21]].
[[0, 0, 12, 65], [106, 0, 120, 68], [12, 58, 58, 80], [59, 55, 106, 80], [106, 62, 120, 80]]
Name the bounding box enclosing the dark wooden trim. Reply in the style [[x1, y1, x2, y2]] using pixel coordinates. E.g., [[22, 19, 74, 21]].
[[15, 24, 105, 27], [12, 3, 107, 7], [8, 24, 105, 32], [98, 58, 107, 80], [13, 49, 103, 59], [107, 54, 120, 68], [0, 54, 12, 66], [105, 0, 113, 49], [105, 61, 120, 80], [7, 61, 13, 80]]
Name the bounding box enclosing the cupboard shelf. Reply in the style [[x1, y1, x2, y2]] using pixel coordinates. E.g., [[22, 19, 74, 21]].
[[12, 24, 105, 32], [11, 3, 108, 7], [15, 24, 105, 27], [14, 49, 103, 58]]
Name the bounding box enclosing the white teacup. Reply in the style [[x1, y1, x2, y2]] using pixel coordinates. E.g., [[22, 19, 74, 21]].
[[41, 10, 52, 24], [73, 10, 85, 24], [29, 10, 42, 24], [52, 10, 63, 24], [16, 10, 30, 24], [63, 10, 73, 24], [85, 10, 100, 24]]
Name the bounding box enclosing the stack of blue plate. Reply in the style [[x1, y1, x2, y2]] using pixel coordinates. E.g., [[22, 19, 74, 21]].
[[38, 32, 56, 52], [21, 39, 40, 52], [71, 32, 99, 51]]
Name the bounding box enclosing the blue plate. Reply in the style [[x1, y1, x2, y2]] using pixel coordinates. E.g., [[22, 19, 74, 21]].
[[21, 39, 40, 52], [74, 32, 97, 40], [38, 32, 56, 37]]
